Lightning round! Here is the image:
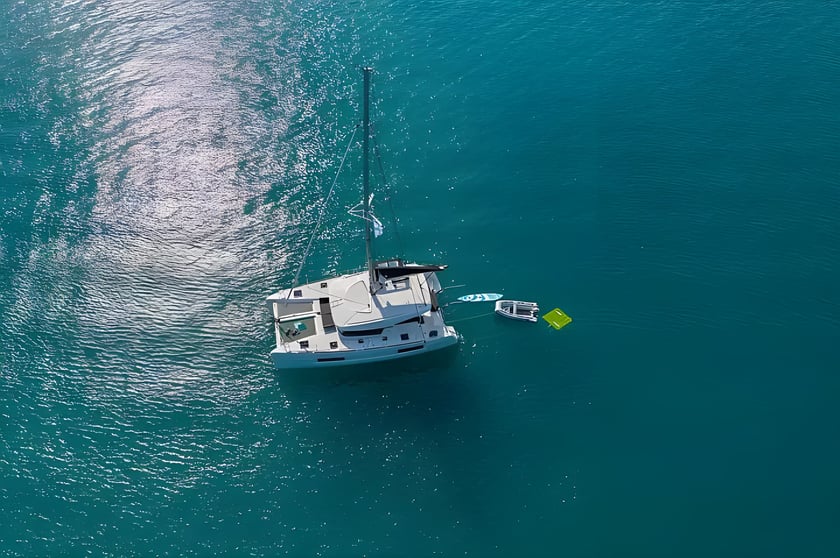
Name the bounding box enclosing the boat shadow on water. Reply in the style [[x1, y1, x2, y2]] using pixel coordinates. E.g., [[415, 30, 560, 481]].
[[270, 340, 474, 421], [274, 344, 460, 388], [264, 339, 502, 547]]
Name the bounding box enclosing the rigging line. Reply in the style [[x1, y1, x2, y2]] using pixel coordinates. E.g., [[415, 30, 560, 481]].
[[290, 123, 360, 289], [369, 123, 405, 256], [407, 273, 427, 342], [447, 311, 496, 324], [367, 77, 403, 253]]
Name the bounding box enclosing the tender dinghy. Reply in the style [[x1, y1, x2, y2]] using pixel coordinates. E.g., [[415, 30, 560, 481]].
[[494, 300, 540, 323]]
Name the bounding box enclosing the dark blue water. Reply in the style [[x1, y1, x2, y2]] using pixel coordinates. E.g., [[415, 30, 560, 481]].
[[2, 1, 839, 555]]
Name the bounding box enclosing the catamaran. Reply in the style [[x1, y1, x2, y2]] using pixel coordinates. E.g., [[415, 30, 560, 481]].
[[266, 68, 459, 369]]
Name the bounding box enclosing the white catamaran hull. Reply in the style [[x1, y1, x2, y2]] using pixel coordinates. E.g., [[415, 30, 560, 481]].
[[270, 328, 458, 368], [268, 268, 459, 369]]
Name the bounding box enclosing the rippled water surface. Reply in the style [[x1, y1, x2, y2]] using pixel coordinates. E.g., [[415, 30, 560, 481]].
[[2, 1, 840, 555]]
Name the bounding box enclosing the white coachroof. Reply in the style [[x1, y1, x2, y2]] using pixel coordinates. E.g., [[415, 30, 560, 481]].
[[331, 272, 431, 331]]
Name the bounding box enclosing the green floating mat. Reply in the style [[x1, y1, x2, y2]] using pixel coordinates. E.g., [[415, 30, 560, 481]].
[[543, 308, 572, 330]]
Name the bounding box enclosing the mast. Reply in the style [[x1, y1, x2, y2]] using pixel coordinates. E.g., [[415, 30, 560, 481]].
[[363, 66, 376, 293]]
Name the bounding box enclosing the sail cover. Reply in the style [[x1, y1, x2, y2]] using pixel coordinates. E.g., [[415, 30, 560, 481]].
[[376, 263, 447, 279]]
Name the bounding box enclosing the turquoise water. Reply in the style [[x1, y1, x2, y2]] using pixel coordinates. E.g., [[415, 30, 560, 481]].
[[2, 0, 840, 555]]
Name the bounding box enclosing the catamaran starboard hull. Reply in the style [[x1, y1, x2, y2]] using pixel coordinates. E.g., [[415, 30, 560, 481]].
[[270, 330, 458, 369]]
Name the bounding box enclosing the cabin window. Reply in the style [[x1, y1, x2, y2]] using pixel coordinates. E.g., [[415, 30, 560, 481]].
[[381, 336, 388, 341], [340, 328, 384, 337], [299, 340, 309, 348], [293, 289, 302, 298], [400, 333, 409, 341], [429, 330, 438, 338], [358, 339, 364, 344]]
